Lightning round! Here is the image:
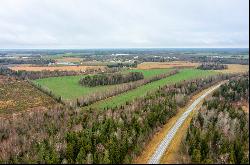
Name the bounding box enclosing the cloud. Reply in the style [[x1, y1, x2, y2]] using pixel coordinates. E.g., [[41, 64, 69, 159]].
[[0, 0, 248, 48]]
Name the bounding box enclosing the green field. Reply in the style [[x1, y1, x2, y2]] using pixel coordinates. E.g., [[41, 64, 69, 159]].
[[124, 68, 172, 78], [88, 69, 217, 110], [33, 68, 171, 100]]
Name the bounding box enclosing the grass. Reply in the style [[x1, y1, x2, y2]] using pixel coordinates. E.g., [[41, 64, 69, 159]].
[[89, 69, 217, 110], [33, 68, 171, 100], [124, 68, 171, 78]]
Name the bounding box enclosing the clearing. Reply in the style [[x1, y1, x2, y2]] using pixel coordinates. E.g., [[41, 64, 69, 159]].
[[33, 68, 172, 100], [0, 76, 57, 116], [89, 69, 217, 110], [55, 57, 82, 63], [215, 64, 249, 73]]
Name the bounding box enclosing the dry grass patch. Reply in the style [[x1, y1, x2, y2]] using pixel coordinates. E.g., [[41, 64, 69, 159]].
[[215, 64, 249, 74], [137, 61, 200, 69], [55, 57, 82, 63], [0, 76, 57, 116]]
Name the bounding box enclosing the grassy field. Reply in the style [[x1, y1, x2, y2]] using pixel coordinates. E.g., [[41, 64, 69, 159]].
[[88, 69, 217, 110], [34, 68, 172, 100], [0, 76, 57, 115], [124, 68, 172, 78]]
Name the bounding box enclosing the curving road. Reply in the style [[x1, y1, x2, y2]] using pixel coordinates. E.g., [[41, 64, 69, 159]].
[[148, 82, 224, 164]]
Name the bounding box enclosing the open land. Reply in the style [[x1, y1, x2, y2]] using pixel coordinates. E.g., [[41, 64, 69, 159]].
[[136, 61, 200, 69], [215, 64, 249, 73], [0, 76, 57, 115], [55, 57, 82, 63], [34, 68, 172, 100], [89, 69, 217, 110]]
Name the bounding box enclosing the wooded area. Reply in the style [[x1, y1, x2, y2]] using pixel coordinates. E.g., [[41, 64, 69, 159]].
[[79, 72, 144, 87], [197, 63, 228, 70], [0, 73, 235, 163], [182, 75, 249, 164]]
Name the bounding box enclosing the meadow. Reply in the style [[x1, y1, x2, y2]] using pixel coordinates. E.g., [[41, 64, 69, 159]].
[[89, 69, 217, 109], [34, 68, 172, 100]]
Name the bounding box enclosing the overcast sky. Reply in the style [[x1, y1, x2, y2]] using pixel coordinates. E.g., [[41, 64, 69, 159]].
[[0, 0, 249, 49]]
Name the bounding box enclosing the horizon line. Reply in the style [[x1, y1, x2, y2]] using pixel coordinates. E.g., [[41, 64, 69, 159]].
[[0, 47, 249, 50]]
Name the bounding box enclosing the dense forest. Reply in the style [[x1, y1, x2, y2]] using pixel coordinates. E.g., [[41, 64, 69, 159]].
[[79, 72, 144, 87], [197, 63, 228, 70], [0, 73, 235, 163], [182, 75, 249, 164]]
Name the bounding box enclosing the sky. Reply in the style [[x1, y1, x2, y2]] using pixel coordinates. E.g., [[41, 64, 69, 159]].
[[0, 0, 249, 49]]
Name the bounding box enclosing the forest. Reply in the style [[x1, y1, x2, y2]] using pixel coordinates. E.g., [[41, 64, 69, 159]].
[[79, 72, 144, 87], [0, 73, 235, 163], [182, 75, 249, 164]]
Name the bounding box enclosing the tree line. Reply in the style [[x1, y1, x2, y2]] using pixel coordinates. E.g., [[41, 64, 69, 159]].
[[0, 72, 237, 163], [181, 75, 249, 164], [197, 62, 228, 70], [190, 56, 249, 65], [0, 66, 123, 80], [107, 62, 137, 68], [0, 58, 54, 65], [79, 72, 144, 87]]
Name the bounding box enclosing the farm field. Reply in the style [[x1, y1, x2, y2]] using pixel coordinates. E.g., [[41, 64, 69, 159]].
[[33, 68, 172, 100], [9, 65, 106, 72], [89, 69, 217, 110], [215, 64, 249, 73], [136, 61, 200, 69], [123, 68, 173, 78], [0, 76, 57, 115], [55, 57, 82, 63]]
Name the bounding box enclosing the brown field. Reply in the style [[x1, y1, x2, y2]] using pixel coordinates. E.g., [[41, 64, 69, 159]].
[[215, 64, 249, 73], [0, 76, 57, 116], [55, 57, 82, 63], [136, 61, 200, 69], [9, 65, 106, 72], [133, 82, 224, 164]]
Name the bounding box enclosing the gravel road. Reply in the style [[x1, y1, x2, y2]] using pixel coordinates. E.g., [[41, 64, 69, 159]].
[[148, 83, 224, 164]]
